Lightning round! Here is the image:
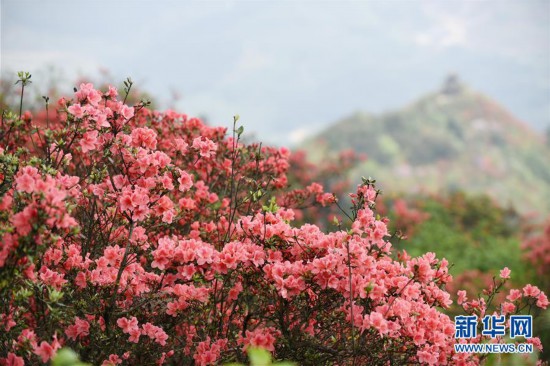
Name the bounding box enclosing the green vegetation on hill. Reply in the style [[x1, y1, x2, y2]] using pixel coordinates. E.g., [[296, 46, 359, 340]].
[[303, 77, 550, 214]]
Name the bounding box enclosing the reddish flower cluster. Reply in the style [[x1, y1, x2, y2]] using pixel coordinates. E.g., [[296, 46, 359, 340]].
[[0, 83, 547, 365], [390, 198, 431, 238], [522, 220, 550, 293]]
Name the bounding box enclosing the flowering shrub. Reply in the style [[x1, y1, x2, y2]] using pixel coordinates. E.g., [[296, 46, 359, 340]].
[[0, 78, 548, 365]]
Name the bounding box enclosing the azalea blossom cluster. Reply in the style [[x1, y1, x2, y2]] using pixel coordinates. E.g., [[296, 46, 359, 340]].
[[0, 82, 547, 365]]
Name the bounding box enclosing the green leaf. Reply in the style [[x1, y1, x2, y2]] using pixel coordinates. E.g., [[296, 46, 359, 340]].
[[51, 348, 91, 366], [248, 347, 271, 366], [48, 288, 64, 303]]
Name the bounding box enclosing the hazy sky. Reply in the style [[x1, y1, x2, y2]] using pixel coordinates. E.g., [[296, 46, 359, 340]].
[[1, 0, 549, 145]]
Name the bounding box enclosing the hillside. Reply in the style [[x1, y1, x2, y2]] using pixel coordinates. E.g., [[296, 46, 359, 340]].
[[303, 76, 550, 214]]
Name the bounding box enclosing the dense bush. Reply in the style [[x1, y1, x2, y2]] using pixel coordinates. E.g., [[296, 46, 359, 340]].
[[0, 79, 547, 365], [385, 192, 526, 277]]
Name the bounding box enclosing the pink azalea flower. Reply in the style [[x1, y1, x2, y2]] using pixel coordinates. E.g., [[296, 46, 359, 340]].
[[65, 317, 90, 340], [4, 353, 24, 366], [121, 105, 134, 120], [501, 302, 516, 314], [33, 340, 60, 363], [80, 130, 99, 153], [192, 137, 217, 158], [15, 173, 35, 193], [131, 127, 157, 149], [177, 170, 193, 192], [537, 292, 549, 309], [68, 104, 85, 118], [523, 284, 541, 297], [499, 267, 511, 279], [457, 290, 467, 305], [117, 316, 139, 334], [507, 289, 522, 302]]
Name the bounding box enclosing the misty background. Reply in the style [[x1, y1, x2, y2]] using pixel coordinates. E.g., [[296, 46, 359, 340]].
[[1, 0, 549, 145]]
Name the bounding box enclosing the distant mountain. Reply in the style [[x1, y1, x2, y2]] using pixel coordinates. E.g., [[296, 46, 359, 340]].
[[302, 75, 550, 214]]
